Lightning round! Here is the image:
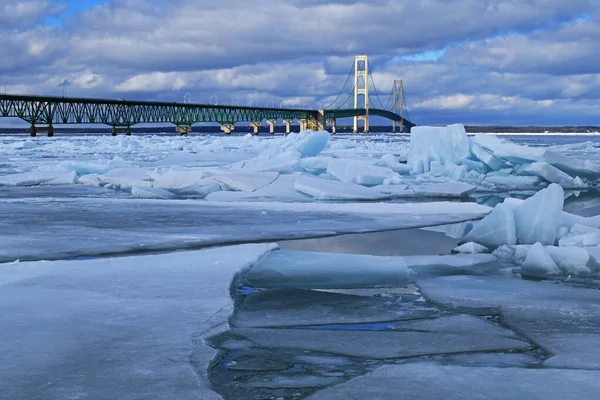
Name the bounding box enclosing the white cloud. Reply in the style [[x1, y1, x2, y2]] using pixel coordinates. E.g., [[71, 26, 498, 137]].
[[2, 0, 600, 125]]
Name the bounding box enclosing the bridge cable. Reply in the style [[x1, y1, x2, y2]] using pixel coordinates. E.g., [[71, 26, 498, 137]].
[[366, 60, 387, 110], [323, 62, 356, 110], [335, 79, 360, 110], [382, 87, 394, 111], [402, 86, 412, 123]]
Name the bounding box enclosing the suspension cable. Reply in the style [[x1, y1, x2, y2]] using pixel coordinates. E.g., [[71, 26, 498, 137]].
[[323, 62, 355, 110], [402, 86, 412, 123], [366, 60, 387, 110], [382, 87, 394, 111]]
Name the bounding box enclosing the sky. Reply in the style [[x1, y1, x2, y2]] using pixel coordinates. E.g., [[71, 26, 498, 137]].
[[1, 0, 600, 126]]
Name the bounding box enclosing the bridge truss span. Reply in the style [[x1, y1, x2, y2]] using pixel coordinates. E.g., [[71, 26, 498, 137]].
[[0, 94, 316, 127]]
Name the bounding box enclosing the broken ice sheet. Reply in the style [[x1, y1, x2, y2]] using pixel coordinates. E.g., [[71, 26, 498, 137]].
[[305, 364, 600, 400], [232, 324, 529, 359], [418, 275, 600, 370], [231, 288, 441, 328], [242, 250, 411, 289]]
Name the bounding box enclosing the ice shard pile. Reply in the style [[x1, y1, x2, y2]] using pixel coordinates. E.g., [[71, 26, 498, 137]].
[[2, 125, 599, 202], [408, 124, 595, 190], [459, 183, 600, 278]]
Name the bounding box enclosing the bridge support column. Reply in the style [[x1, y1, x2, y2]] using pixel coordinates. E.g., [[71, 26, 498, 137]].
[[300, 120, 308, 132], [176, 126, 192, 136], [221, 124, 235, 135], [327, 118, 337, 134], [283, 120, 292, 135], [353, 116, 369, 134], [250, 121, 262, 135], [30, 124, 54, 137], [111, 127, 131, 136], [267, 120, 277, 135]]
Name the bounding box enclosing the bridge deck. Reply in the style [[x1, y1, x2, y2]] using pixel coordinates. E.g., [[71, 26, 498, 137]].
[[0, 94, 413, 129]]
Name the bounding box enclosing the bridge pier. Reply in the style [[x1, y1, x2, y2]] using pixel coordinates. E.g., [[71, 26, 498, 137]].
[[267, 120, 277, 135], [307, 110, 325, 131], [327, 118, 337, 134], [221, 124, 235, 135], [299, 120, 308, 131], [250, 121, 262, 135], [30, 124, 54, 137], [353, 116, 369, 134], [176, 125, 193, 136], [111, 127, 132, 136], [283, 120, 292, 135]]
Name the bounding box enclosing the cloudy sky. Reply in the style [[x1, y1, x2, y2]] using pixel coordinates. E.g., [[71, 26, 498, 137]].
[[1, 0, 599, 126]]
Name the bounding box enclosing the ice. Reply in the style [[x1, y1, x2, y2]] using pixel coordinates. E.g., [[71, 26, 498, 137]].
[[0, 244, 276, 400], [544, 246, 591, 276], [470, 142, 507, 171], [461, 203, 516, 249], [483, 174, 544, 188], [242, 250, 410, 289], [520, 242, 561, 278], [403, 254, 496, 270], [452, 242, 489, 254], [514, 183, 564, 245], [233, 325, 528, 360], [211, 171, 279, 192], [96, 167, 153, 189], [232, 153, 299, 173], [231, 288, 434, 328], [241, 375, 342, 389], [294, 176, 391, 201], [558, 232, 600, 247], [0, 198, 490, 263], [570, 223, 600, 236], [391, 314, 516, 337], [0, 171, 69, 186], [492, 244, 531, 264], [297, 156, 331, 174], [517, 161, 583, 187], [131, 186, 176, 200], [376, 153, 412, 174], [371, 184, 409, 194], [149, 167, 210, 188], [413, 182, 476, 198], [205, 175, 309, 202], [408, 124, 471, 174], [305, 364, 600, 400], [43, 170, 78, 186], [473, 133, 600, 180], [326, 158, 395, 186], [418, 275, 600, 370], [283, 130, 330, 158], [170, 179, 224, 197], [585, 247, 600, 272]]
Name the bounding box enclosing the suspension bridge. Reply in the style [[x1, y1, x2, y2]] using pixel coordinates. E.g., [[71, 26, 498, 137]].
[[0, 55, 414, 137]]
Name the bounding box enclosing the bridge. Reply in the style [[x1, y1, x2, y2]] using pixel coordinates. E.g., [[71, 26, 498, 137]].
[[0, 55, 415, 137]]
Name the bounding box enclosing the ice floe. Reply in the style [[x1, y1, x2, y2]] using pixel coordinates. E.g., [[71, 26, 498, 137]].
[[456, 183, 600, 278], [0, 244, 277, 400], [3, 125, 598, 202]]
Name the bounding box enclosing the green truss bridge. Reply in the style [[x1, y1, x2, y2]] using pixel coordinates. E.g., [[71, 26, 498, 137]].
[[0, 55, 415, 136], [0, 94, 414, 137]]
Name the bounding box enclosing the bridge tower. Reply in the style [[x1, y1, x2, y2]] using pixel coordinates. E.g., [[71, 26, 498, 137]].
[[353, 55, 369, 133], [392, 79, 404, 133]]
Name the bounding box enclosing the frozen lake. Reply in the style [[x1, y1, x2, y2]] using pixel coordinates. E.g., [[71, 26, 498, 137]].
[[1, 129, 600, 399]]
